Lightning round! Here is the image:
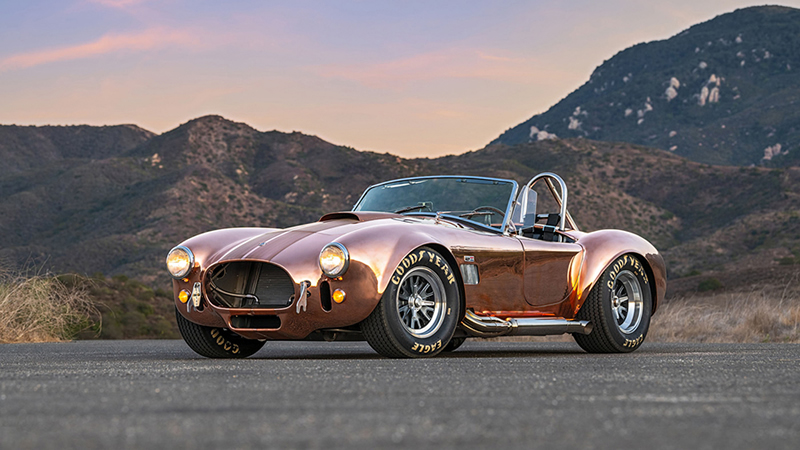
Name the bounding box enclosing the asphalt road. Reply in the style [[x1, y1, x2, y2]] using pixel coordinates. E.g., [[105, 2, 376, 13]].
[[1, 340, 798, 450]]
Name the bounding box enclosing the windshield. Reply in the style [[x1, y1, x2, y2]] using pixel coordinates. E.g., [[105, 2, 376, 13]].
[[353, 177, 516, 230]]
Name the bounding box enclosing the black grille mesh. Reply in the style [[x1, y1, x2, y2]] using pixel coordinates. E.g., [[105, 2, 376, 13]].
[[253, 264, 294, 308], [207, 262, 294, 309]]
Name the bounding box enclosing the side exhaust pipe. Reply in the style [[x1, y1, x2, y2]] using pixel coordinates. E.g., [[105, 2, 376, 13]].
[[462, 310, 593, 338]]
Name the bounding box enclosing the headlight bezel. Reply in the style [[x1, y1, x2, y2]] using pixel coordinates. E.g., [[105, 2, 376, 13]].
[[319, 242, 350, 278], [166, 245, 195, 279]]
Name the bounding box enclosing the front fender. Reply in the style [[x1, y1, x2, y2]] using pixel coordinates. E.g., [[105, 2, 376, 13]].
[[336, 222, 449, 297]]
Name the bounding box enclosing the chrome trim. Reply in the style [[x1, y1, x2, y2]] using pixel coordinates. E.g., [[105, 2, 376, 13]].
[[191, 282, 202, 308], [166, 245, 195, 279], [351, 175, 519, 234], [461, 310, 592, 337], [295, 280, 310, 314], [319, 242, 350, 278]]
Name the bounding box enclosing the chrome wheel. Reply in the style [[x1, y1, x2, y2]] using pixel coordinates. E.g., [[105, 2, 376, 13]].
[[611, 270, 644, 334], [396, 267, 446, 339]]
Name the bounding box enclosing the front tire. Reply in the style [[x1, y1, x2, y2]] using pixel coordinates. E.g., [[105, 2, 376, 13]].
[[573, 254, 652, 353], [362, 247, 461, 358], [175, 309, 266, 358]]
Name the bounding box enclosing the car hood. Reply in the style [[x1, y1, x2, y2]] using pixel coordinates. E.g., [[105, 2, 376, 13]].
[[180, 210, 468, 285], [183, 212, 401, 269]]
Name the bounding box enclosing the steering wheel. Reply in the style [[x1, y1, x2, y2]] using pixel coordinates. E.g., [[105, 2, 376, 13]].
[[460, 206, 506, 223]]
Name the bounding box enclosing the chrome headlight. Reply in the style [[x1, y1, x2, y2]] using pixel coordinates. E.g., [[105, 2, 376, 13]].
[[319, 242, 349, 278], [166, 246, 195, 279]]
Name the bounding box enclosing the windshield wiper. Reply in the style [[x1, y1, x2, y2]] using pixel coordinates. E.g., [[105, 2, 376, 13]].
[[394, 205, 428, 214]]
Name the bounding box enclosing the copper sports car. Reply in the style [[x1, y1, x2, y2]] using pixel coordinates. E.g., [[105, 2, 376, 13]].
[[167, 172, 665, 358]]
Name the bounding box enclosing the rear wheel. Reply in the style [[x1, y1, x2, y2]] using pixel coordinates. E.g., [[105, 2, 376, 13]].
[[573, 254, 652, 353], [175, 309, 266, 358], [362, 247, 461, 358]]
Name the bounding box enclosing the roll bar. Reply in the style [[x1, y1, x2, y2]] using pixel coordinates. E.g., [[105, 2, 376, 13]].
[[509, 172, 579, 234]]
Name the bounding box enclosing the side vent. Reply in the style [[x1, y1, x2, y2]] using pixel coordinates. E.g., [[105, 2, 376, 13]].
[[460, 264, 480, 285], [320, 281, 332, 312]]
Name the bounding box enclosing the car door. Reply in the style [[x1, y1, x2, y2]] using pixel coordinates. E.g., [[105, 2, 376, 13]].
[[517, 236, 582, 308]]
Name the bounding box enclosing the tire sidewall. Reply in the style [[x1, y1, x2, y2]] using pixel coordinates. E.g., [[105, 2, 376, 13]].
[[380, 247, 460, 356], [600, 254, 652, 351], [206, 327, 247, 356]]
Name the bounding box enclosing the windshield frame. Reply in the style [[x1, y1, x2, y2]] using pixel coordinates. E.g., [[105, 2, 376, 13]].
[[352, 175, 520, 234]]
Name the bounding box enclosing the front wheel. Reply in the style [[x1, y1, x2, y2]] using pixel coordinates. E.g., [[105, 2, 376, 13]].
[[361, 247, 461, 358], [573, 254, 652, 353], [175, 309, 266, 358]]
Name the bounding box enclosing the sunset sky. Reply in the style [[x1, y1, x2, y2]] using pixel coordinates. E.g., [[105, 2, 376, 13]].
[[2, 0, 799, 157]]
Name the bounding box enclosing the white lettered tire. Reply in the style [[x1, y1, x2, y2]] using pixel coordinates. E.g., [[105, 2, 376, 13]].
[[362, 247, 461, 358], [573, 254, 653, 353]]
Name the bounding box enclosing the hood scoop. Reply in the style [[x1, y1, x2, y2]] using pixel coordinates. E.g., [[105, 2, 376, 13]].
[[319, 211, 399, 222]]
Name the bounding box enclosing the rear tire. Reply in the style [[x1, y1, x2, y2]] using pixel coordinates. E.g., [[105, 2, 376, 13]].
[[175, 309, 266, 358], [362, 247, 461, 358], [573, 254, 652, 353], [442, 337, 466, 352]]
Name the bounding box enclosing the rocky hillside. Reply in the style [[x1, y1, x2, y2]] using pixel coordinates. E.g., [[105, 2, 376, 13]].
[[493, 5, 800, 167], [2, 115, 800, 295]]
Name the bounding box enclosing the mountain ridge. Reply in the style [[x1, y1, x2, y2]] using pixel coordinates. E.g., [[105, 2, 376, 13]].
[[2, 115, 800, 294], [492, 5, 800, 167]]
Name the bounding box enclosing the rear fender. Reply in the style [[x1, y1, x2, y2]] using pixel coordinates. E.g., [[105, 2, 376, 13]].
[[575, 230, 666, 315]]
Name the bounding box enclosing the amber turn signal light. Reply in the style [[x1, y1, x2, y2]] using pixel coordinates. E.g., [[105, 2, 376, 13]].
[[332, 289, 346, 303], [178, 290, 190, 303]]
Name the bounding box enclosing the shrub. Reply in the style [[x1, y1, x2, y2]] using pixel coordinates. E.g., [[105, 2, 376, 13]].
[[0, 268, 99, 343], [698, 277, 723, 292]]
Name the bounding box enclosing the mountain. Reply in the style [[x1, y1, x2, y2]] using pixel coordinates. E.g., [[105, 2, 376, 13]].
[[0, 116, 410, 284], [0, 124, 154, 177], [2, 115, 800, 295], [492, 5, 800, 167]]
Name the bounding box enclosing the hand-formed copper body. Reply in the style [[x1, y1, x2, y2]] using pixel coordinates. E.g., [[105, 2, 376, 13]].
[[170, 173, 666, 349]]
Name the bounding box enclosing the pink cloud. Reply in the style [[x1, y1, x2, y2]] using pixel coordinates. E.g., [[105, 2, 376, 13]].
[[0, 28, 197, 72], [88, 0, 152, 8]]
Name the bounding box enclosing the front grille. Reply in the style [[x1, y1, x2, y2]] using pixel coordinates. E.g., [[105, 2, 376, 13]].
[[207, 262, 295, 308]]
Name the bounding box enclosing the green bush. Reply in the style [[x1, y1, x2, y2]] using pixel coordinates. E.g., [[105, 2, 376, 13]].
[[698, 278, 723, 292]]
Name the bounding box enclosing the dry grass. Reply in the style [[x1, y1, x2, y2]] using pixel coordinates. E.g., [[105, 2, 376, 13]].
[[492, 279, 800, 344], [649, 289, 800, 343], [0, 268, 99, 344]]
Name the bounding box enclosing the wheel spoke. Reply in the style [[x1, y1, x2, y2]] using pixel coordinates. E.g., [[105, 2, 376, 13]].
[[617, 295, 628, 303], [620, 307, 635, 329], [419, 284, 432, 298], [421, 307, 432, 320]]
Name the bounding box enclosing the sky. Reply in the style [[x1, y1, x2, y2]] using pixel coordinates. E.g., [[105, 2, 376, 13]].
[[2, 0, 799, 158]]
